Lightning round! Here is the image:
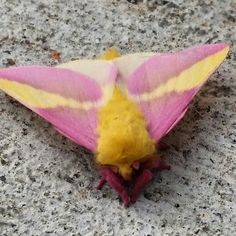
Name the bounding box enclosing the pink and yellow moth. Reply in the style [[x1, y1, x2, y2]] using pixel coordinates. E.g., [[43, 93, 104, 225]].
[[0, 43, 229, 207]]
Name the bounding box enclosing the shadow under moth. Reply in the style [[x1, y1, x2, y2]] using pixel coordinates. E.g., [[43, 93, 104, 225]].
[[0, 43, 229, 207]]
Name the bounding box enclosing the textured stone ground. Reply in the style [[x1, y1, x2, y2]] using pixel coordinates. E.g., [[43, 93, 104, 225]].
[[0, 0, 235, 235]]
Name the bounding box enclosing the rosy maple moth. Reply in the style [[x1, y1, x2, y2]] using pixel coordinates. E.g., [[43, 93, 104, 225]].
[[0, 43, 229, 207]]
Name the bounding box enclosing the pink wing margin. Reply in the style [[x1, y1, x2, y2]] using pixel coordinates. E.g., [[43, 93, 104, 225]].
[[0, 65, 117, 151], [125, 43, 229, 141]]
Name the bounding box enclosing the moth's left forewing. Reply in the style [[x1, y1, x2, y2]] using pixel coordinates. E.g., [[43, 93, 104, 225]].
[[117, 44, 229, 141], [0, 61, 117, 151]]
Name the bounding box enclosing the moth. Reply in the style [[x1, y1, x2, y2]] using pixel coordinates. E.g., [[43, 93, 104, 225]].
[[0, 43, 229, 207]]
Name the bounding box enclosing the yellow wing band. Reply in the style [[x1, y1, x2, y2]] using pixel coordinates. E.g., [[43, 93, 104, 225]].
[[0, 80, 108, 110]]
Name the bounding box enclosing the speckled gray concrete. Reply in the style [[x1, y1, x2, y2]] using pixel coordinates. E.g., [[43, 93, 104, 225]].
[[0, 0, 235, 235]]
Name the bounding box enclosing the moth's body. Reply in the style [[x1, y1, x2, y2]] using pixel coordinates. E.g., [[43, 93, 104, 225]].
[[96, 49, 156, 180], [97, 86, 156, 179]]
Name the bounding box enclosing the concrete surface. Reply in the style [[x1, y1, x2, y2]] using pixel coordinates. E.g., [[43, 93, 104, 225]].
[[0, 0, 235, 235]]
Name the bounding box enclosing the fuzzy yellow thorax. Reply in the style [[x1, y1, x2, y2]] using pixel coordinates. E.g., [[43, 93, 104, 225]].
[[96, 48, 155, 179]]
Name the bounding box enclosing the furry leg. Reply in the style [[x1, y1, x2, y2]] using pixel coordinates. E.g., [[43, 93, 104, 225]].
[[97, 167, 129, 208], [130, 169, 153, 204], [131, 156, 170, 204]]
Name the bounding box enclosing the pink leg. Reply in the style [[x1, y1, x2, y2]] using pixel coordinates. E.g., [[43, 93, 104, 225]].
[[130, 169, 153, 204], [97, 167, 129, 208], [144, 156, 171, 170], [131, 156, 171, 204]]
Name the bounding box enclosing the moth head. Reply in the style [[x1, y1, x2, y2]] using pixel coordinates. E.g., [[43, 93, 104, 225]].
[[97, 147, 155, 181], [116, 160, 144, 180]]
